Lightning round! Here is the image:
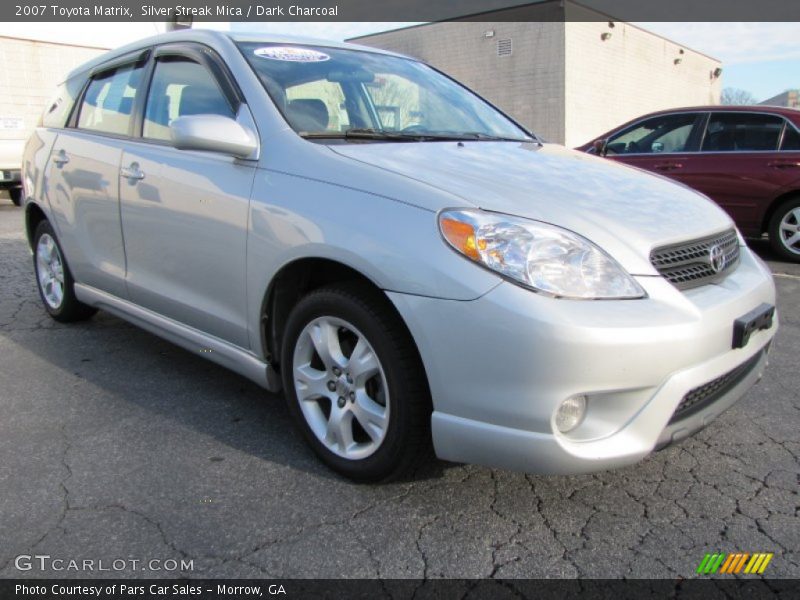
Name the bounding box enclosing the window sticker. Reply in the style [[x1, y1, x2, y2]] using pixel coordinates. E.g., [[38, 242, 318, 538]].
[[254, 47, 330, 62]]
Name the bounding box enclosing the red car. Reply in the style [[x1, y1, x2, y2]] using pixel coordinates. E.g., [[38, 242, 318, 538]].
[[578, 106, 800, 262]]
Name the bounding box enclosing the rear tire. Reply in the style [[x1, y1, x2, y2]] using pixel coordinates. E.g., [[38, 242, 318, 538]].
[[280, 282, 431, 482], [768, 196, 800, 262], [9, 187, 22, 207], [33, 220, 97, 322]]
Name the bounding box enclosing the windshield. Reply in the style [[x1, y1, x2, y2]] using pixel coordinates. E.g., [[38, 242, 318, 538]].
[[237, 42, 534, 142]]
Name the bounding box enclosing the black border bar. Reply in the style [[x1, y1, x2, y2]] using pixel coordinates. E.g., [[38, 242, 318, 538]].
[[4, 0, 800, 22], [3, 579, 800, 600]]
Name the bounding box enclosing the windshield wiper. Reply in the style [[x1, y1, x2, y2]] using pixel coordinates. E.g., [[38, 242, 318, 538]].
[[346, 128, 442, 141], [459, 132, 537, 143], [300, 128, 425, 141], [300, 128, 535, 143]]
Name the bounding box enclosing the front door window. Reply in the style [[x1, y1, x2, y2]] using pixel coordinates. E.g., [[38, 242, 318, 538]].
[[606, 113, 698, 155]]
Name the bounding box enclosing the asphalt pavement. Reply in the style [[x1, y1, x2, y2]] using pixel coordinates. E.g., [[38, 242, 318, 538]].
[[0, 197, 798, 580]]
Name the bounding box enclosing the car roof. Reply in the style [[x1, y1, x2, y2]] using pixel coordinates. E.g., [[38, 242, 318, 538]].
[[63, 28, 410, 83], [576, 103, 800, 148], [639, 104, 800, 119]]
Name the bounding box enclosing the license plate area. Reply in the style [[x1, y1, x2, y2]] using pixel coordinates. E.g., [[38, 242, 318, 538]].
[[733, 303, 774, 349]]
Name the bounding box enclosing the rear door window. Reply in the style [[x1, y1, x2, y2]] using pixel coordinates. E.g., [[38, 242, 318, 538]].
[[77, 63, 143, 136], [781, 124, 800, 151], [701, 113, 783, 152], [41, 82, 77, 128]]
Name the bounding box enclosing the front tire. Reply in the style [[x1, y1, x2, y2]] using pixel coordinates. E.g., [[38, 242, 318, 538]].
[[768, 197, 800, 262], [33, 220, 97, 322], [280, 283, 431, 482]]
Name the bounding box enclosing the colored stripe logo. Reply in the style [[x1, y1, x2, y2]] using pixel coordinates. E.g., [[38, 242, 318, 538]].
[[696, 552, 773, 575]]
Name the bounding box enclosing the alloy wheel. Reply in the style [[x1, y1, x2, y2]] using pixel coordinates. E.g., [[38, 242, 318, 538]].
[[778, 207, 800, 256], [292, 316, 390, 460], [36, 233, 65, 309]]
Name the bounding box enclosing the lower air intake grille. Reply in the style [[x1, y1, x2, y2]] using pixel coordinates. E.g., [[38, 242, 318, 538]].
[[669, 351, 763, 424], [650, 229, 740, 289]]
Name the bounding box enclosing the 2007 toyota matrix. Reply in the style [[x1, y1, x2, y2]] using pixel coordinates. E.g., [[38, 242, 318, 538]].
[[22, 31, 777, 481]]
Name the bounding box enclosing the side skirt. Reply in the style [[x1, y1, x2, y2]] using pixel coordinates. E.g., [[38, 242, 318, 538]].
[[74, 283, 282, 393]]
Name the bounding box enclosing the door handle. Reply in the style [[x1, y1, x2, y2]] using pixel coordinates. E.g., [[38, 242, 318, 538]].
[[52, 150, 69, 167], [654, 162, 683, 171], [767, 160, 800, 169], [120, 163, 145, 181]]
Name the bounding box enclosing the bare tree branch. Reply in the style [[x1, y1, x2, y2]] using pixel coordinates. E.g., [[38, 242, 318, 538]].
[[721, 87, 758, 105]]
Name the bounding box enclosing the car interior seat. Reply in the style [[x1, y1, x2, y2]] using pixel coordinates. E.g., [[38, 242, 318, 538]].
[[285, 99, 329, 132]]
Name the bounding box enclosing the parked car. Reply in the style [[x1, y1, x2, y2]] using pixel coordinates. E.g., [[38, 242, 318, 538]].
[[0, 138, 24, 206], [577, 105, 800, 262], [22, 31, 777, 481]]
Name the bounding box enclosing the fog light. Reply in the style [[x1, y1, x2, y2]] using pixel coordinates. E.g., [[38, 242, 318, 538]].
[[555, 395, 587, 433]]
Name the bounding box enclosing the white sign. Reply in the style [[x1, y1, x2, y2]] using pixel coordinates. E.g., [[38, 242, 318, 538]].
[[254, 47, 330, 63], [0, 117, 25, 131]]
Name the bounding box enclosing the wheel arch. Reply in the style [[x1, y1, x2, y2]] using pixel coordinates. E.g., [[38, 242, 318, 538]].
[[25, 201, 49, 250], [260, 257, 422, 377]]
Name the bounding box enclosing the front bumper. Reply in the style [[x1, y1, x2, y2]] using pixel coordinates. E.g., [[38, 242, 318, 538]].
[[387, 246, 777, 475]]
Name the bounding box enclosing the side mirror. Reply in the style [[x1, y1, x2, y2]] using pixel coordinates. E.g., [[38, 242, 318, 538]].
[[592, 138, 608, 156], [170, 115, 257, 159], [651, 141, 664, 153]]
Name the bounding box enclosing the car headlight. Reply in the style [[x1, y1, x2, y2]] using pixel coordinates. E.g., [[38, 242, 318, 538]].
[[439, 209, 645, 299]]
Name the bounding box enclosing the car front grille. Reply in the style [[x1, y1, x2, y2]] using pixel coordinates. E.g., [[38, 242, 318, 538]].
[[650, 229, 740, 289], [668, 350, 763, 424]]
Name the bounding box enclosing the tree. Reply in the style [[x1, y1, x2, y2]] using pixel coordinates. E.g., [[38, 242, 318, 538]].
[[721, 87, 758, 105]]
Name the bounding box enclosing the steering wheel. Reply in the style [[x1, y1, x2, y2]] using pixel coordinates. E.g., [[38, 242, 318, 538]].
[[401, 124, 427, 134]]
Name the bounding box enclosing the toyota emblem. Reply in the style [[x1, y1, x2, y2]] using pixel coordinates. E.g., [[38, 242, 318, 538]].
[[708, 244, 727, 273]]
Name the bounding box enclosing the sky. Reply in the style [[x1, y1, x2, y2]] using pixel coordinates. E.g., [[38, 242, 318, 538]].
[[637, 22, 800, 100], [10, 21, 800, 101]]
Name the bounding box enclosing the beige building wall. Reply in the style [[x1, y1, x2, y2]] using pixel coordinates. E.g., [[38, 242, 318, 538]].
[[564, 22, 722, 147], [0, 36, 108, 166], [352, 22, 566, 143]]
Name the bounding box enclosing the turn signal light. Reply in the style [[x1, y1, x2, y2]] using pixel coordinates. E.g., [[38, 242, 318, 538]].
[[441, 218, 481, 260]]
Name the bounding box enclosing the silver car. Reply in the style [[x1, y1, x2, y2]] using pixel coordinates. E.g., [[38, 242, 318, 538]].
[[22, 30, 777, 481]]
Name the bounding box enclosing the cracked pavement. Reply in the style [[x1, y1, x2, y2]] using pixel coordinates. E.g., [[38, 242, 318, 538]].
[[0, 198, 798, 580]]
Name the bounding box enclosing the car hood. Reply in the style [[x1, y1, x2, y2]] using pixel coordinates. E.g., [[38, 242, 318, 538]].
[[330, 141, 736, 275]]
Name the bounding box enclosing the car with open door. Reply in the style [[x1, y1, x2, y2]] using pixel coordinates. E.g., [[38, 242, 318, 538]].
[[0, 140, 24, 206]]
